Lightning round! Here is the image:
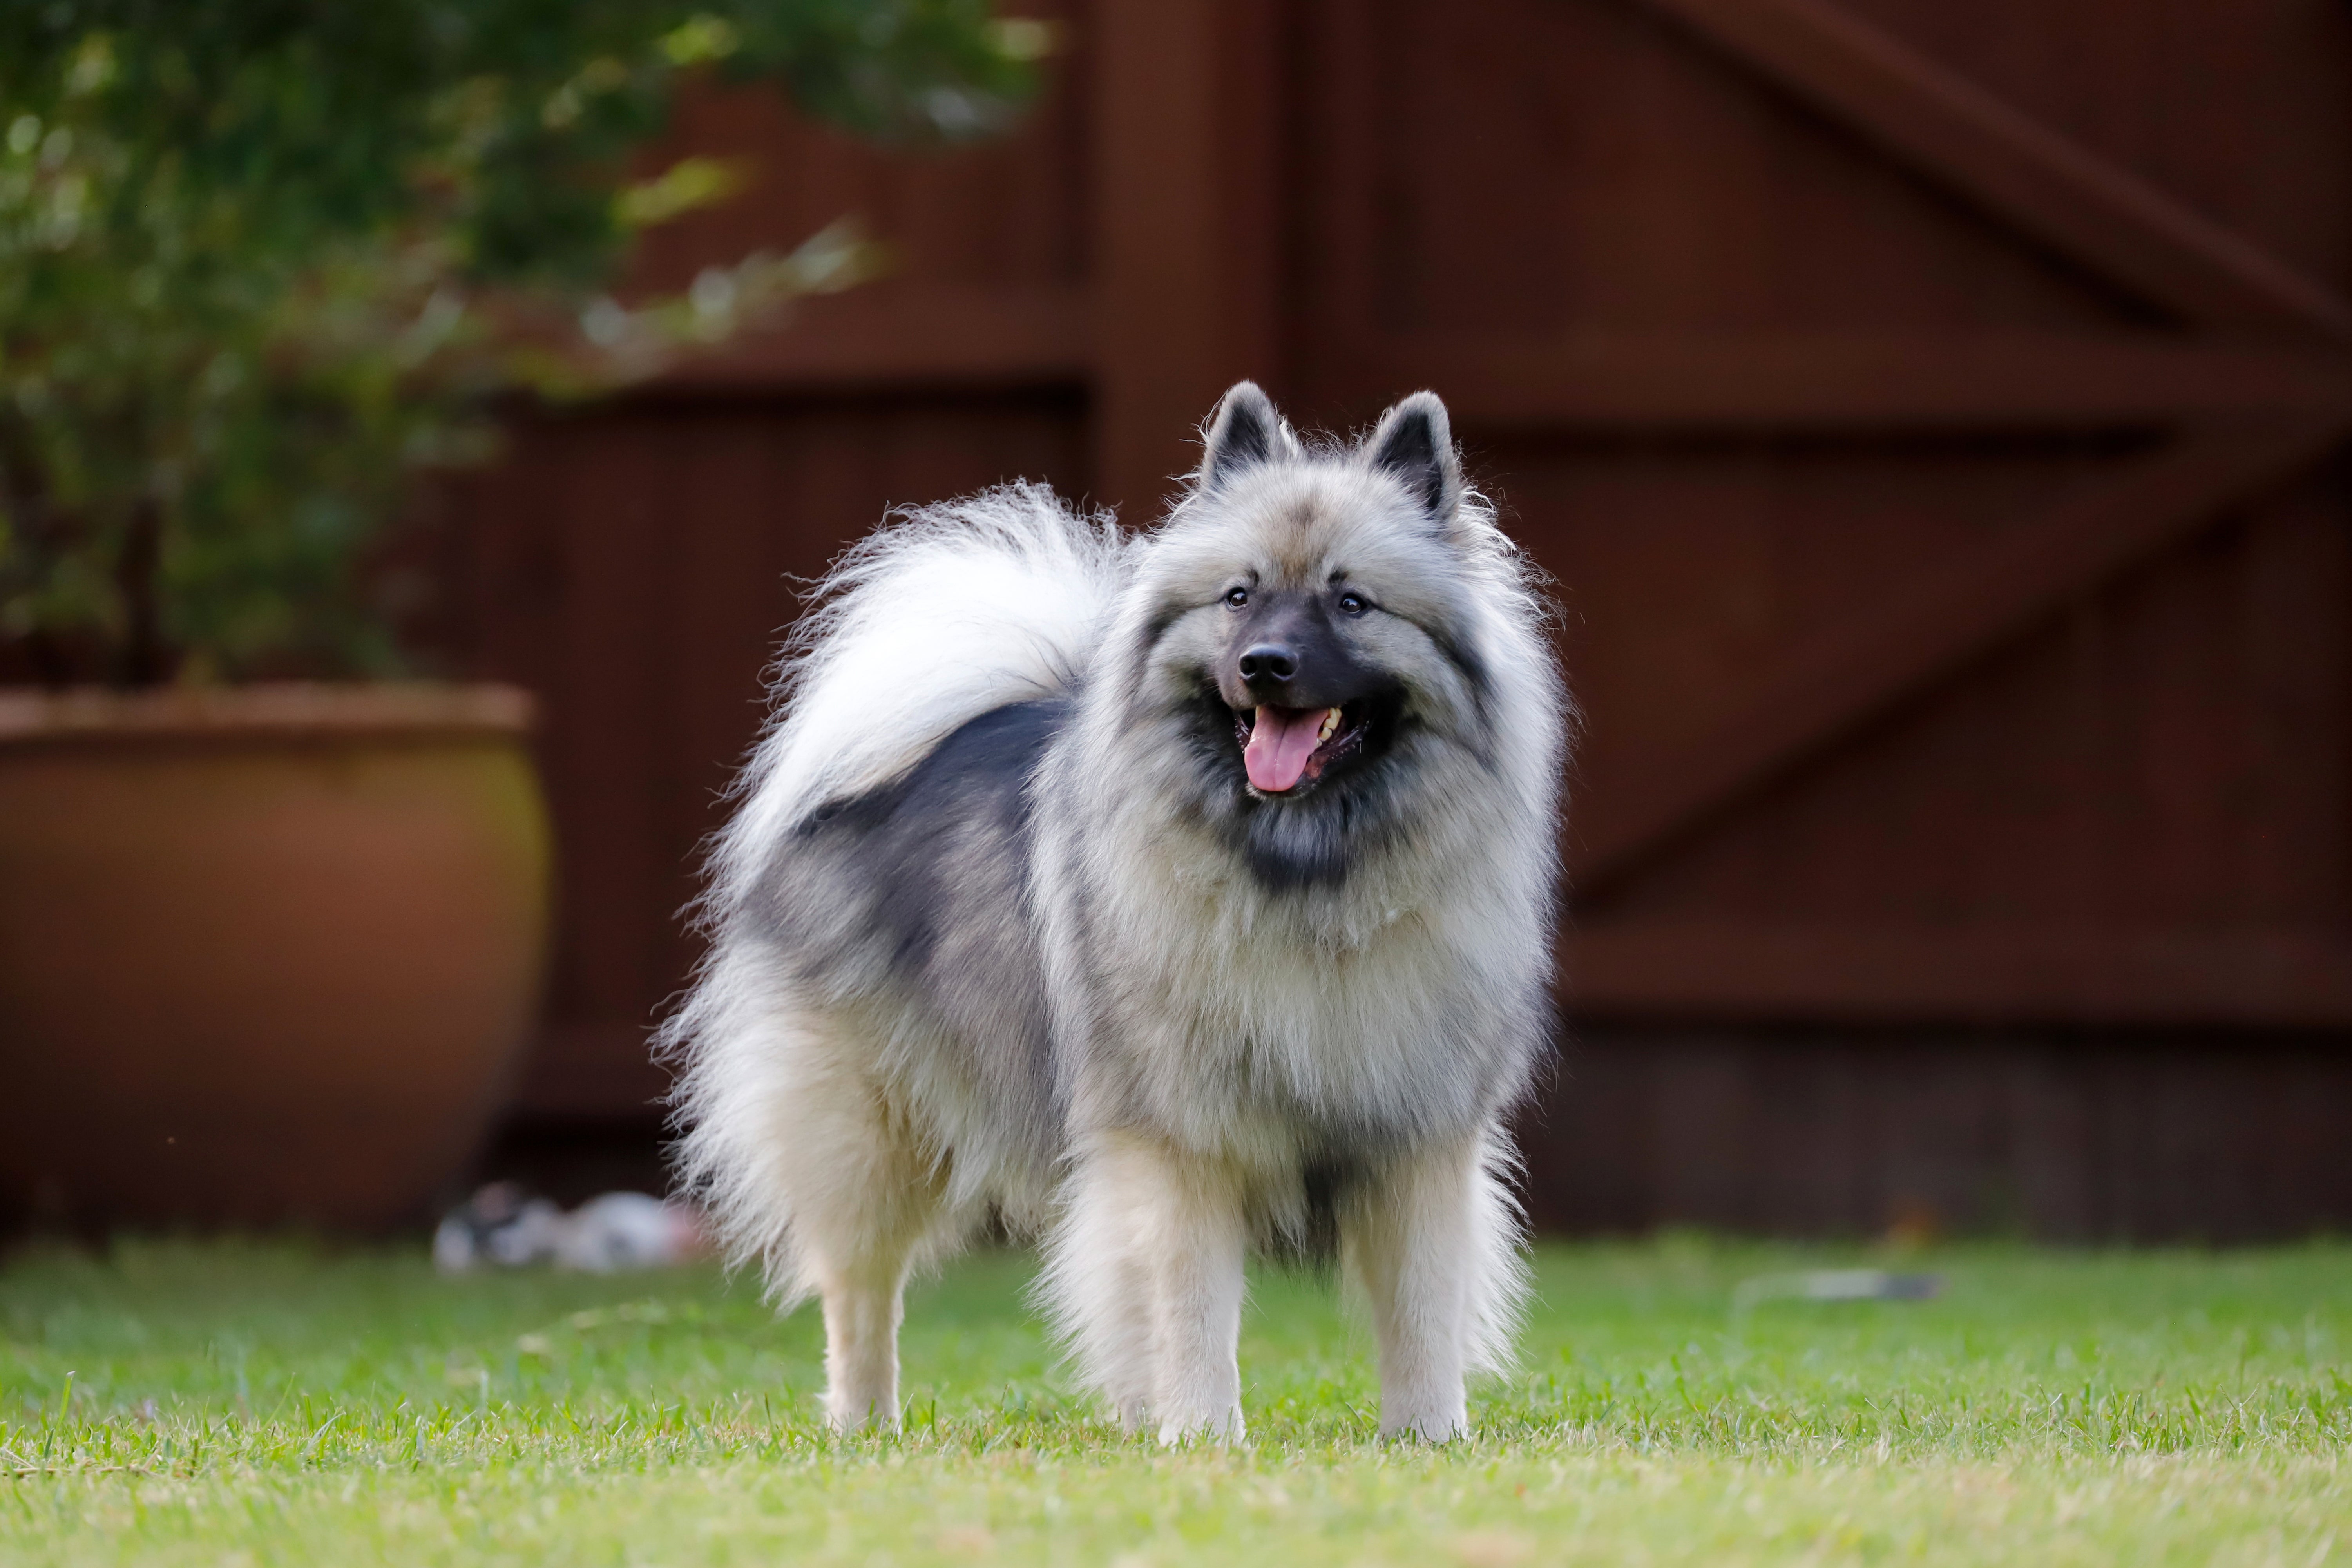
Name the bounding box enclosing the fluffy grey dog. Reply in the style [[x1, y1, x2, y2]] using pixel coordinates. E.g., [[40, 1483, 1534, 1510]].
[[663, 382, 1566, 1442]]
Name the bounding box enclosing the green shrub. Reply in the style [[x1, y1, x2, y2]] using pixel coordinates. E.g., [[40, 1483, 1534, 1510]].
[[0, 1, 1034, 684]]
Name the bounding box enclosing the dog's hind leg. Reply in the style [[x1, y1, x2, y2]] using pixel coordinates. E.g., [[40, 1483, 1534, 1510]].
[[806, 1131, 944, 1432], [1343, 1127, 1528, 1442], [769, 1028, 947, 1432], [812, 1242, 922, 1434], [675, 981, 953, 1432]]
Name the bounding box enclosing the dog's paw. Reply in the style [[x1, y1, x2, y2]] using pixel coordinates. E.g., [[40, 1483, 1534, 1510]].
[[1379, 1409, 1468, 1443], [1155, 1406, 1247, 1447]]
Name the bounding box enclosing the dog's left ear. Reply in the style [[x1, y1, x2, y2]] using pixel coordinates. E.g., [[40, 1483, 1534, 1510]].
[[1361, 391, 1463, 528]]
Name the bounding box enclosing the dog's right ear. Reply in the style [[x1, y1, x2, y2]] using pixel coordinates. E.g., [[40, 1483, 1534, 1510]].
[[1197, 381, 1296, 492]]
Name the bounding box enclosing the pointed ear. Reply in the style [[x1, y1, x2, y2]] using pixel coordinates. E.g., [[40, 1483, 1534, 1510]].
[[1361, 391, 1463, 524], [1197, 381, 1295, 491]]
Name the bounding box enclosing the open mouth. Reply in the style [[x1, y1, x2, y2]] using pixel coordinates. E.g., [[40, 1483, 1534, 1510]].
[[1233, 701, 1373, 794]]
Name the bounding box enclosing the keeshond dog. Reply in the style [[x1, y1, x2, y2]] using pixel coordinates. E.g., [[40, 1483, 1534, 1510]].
[[663, 382, 1566, 1442]]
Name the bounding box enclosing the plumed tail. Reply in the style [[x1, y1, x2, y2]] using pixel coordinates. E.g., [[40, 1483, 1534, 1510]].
[[659, 483, 1118, 1293], [702, 482, 1124, 915]]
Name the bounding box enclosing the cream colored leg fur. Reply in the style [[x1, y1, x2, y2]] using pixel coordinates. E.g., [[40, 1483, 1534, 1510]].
[[1034, 1128, 1527, 1444], [676, 806, 1533, 1443]]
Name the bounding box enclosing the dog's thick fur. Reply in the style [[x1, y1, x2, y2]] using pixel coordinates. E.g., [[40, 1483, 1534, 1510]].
[[663, 384, 1566, 1442]]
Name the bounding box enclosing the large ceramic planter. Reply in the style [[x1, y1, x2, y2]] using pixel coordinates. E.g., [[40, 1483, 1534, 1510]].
[[0, 684, 551, 1231]]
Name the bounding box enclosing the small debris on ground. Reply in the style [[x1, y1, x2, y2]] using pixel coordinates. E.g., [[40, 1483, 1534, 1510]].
[[433, 1183, 706, 1274], [1731, 1269, 1944, 1314]]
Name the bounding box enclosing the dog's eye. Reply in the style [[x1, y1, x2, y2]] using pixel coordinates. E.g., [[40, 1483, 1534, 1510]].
[[1224, 587, 1249, 608], [1336, 590, 1368, 616]]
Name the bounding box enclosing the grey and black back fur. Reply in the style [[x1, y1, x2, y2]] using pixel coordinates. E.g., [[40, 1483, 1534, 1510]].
[[664, 384, 1567, 1442]]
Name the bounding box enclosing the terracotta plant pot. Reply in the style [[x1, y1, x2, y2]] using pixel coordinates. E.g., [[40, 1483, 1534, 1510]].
[[0, 684, 552, 1232]]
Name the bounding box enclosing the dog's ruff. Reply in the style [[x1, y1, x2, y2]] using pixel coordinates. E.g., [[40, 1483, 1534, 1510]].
[[663, 384, 1567, 1442]]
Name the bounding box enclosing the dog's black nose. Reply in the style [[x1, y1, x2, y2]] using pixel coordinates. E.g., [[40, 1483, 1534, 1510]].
[[1237, 643, 1299, 684]]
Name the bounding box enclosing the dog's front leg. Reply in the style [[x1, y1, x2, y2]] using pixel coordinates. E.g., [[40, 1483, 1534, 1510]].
[[1344, 1134, 1515, 1442], [1041, 1134, 1161, 1433], [1122, 1137, 1249, 1444], [1046, 1132, 1248, 1441]]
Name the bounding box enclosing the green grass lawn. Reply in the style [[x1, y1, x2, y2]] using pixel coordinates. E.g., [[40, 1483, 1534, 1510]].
[[2, 1236, 2347, 1565]]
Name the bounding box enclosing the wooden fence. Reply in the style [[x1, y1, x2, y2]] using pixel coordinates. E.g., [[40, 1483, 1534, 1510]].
[[443, 0, 2352, 1238]]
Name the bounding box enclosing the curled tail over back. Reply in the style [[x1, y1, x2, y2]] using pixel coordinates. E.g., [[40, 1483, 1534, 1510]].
[[705, 482, 1126, 914], [664, 483, 1123, 1296]]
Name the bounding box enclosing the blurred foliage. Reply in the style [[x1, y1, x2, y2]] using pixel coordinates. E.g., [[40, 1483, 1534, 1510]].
[[0, 1, 1038, 684]]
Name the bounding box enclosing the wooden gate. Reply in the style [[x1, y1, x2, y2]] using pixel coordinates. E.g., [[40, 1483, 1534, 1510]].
[[452, 0, 2352, 1235], [1290, 0, 2352, 1026]]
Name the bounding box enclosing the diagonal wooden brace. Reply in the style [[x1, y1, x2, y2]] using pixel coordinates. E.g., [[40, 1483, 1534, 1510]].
[[1571, 412, 2352, 894], [1636, 0, 2352, 339]]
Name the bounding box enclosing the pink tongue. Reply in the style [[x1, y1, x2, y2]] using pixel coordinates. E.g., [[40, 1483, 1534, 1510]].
[[1244, 707, 1329, 793]]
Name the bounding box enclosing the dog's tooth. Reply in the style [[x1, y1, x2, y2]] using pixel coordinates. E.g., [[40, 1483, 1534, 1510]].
[[1318, 708, 1341, 743]]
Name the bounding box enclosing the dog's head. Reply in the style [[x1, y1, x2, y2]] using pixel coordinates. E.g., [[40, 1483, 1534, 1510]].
[[1124, 382, 1519, 887]]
